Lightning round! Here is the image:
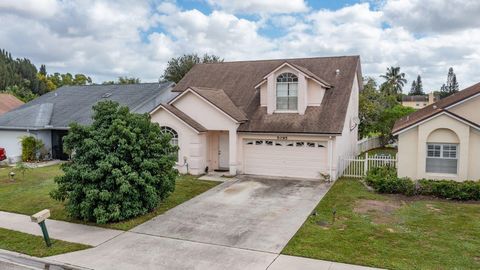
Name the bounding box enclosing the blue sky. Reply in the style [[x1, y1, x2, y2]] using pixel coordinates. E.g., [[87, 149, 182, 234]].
[[1, 0, 479, 91]]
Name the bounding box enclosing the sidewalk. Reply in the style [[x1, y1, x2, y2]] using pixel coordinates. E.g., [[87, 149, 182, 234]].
[[0, 211, 123, 246]]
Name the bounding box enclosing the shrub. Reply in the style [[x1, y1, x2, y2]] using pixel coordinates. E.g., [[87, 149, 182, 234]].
[[365, 167, 415, 196], [418, 179, 480, 200], [50, 101, 178, 224], [20, 136, 44, 162], [365, 166, 480, 200]]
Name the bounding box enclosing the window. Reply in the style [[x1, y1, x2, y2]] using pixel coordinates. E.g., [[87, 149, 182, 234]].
[[265, 140, 273, 146], [276, 73, 298, 111], [160, 126, 179, 161], [426, 143, 458, 174], [255, 140, 264, 145], [307, 142, 315, 148], [295, 142, 304, 147]]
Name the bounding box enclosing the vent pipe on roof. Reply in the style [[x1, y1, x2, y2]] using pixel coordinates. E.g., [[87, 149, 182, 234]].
[[335, 69, 340, 76]]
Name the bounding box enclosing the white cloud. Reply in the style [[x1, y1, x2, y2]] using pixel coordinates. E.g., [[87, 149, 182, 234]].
[[0, 0, 59, 18], [205, 0, 309, 14], [383, 0, 480, 33], [0, 0, 479, 91]]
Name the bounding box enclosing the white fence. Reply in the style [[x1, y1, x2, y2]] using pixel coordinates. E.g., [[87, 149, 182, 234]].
[[357, 136, 382, 154], [339, 153, 397, 178]]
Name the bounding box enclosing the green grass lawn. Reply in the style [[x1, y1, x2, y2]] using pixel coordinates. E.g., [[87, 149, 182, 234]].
[[0, 227, 90, 257], [283, 178, 480, 270], [0, 165, 219, 230]]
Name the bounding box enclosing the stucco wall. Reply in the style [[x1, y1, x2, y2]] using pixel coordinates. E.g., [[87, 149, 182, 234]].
[[0, 130, 29, 162], [307, 80, 325, 106], [468, 129, 480, 180], [397, 127, 419, 179], [260, 84, 267, 107], [150, 109, 207, 175], [449, 95, 480, 124], [334, 73, 359, 179]]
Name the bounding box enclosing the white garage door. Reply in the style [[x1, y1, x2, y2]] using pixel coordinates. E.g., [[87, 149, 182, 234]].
[[243, 139, 328, 179]]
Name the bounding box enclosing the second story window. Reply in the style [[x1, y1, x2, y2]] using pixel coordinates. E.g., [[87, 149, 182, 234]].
[[276, 73, 298, 111]]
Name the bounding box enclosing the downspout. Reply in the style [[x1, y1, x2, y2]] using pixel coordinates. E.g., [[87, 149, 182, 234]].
[[328, 136, 333, 181]]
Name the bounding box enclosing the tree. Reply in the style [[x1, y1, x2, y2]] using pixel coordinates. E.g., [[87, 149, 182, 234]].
[[161, 53, 223, 83], [39, 64, 47, 76], [374, 105, 416, 144], [408, 75, 425, 95], [440, 67, 459, 98], [51, 101, 178, 224], [380, 66, 407, 95], [359, 77, 398, 139], [102, 77, 141, 85], [1, 85, 37, 102]]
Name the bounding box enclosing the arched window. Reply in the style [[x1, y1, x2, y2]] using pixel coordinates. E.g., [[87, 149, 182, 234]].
[[160, 126, 178, 161], [276, 73, 298, 111]]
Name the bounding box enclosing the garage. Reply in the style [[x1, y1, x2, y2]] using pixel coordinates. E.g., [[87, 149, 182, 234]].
[[243, 139, 329, 179]]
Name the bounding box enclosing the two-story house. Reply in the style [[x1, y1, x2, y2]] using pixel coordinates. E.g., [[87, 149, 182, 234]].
[[150, 56, 362, 179]]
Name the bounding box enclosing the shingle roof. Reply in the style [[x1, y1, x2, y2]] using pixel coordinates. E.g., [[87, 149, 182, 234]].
[[174, 56, 362, 134], [189, 87, 248, 122], [402, 95, 428, 102], [0, 94, 24, 115], [393, 82, 480, 134], [0, 82, 176, 130], [160, 104, 207, 132]]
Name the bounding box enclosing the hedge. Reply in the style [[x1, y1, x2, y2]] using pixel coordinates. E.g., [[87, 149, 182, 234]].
[[365, 167, 480, 200]]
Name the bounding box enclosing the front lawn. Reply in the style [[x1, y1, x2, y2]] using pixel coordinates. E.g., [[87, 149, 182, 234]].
[[0, 227, 90, 257], [283, 178, 480, 270], [0, 165, 219, 230]]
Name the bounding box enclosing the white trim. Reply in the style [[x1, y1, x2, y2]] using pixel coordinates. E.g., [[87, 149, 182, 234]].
[[262, 62, 331, 88], [393, 111, 480, 136], [444, 92, 480, 110], [167, 88, 241, 124], [254, 79, 266, 89], [238, 132, 341, 136], [152, 105, 203, 134], [273, 110, 299, 114]]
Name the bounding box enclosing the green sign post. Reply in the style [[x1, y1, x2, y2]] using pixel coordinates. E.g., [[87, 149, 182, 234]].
[[31, 209, 52, 247]]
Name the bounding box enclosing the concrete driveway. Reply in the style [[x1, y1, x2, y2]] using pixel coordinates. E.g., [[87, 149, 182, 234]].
[[49, 177, 332, 269], [132, 176, 330, 253]]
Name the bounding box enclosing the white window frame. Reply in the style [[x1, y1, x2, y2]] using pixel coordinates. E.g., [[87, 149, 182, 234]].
[[276, 73, 298, 111], [160, 126, 179, 162], [426, 143, 458, 174]]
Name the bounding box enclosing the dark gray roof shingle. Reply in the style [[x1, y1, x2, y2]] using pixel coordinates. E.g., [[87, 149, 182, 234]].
[[0, 82, 176, 130]]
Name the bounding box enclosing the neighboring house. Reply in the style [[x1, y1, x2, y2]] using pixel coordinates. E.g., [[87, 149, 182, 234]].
[[0, 82, 175, 162], [150, 56, 362, 179], [0, 93, 24, 116], [393, 83, 480, 181], [401, 92, 438, 109]]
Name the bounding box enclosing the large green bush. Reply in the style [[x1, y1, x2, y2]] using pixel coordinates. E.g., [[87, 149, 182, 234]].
[[365, 167, 480, 200], [20, 136, 44, 162], [51, 101, 178, 224]]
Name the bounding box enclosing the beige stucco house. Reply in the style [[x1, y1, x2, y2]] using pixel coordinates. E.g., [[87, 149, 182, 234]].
[[393, 83, 480, 181], [150, 56, 362, 180], [401, 92, 438, 109]]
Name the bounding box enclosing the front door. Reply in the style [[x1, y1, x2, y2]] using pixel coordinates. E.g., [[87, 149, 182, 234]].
[[218, 133, 229, 169]]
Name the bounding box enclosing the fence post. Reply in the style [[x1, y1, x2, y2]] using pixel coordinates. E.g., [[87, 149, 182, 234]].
[[364, 152, 368, 176]]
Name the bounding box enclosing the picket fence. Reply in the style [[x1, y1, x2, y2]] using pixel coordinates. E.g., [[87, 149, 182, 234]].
[[339, 152, 397, 178]]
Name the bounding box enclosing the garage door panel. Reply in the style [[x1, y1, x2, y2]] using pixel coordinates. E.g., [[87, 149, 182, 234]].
[[243, 139, 328, 179]]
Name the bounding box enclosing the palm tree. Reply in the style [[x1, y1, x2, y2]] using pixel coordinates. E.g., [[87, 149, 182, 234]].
[[380, 66, 407, 95]]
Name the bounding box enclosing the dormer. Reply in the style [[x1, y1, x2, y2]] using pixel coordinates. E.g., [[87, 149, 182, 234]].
[[255, 62, 331, 115]]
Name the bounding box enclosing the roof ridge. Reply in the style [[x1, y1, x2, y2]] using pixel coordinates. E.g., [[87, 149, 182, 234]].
[[197, 55, 360, 65]]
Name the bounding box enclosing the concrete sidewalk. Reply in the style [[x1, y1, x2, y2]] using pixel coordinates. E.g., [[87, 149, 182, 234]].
[[0, 211, 123, 246]]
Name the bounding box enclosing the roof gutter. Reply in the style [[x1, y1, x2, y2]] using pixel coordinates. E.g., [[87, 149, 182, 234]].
[[237, 131, 342, 136]]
